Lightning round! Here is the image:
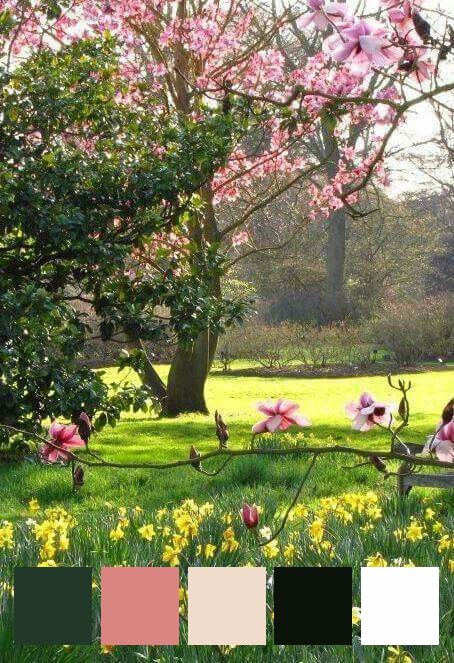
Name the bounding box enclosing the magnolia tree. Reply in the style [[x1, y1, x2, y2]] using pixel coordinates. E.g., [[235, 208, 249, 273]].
[[2, 0, 454, 415]]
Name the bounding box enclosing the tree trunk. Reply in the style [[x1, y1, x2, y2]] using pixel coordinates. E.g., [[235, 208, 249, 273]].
[[131, 338, 168, 404], [326, 206, 348, 320], [322, 125, 348, 321], [165, 327, 218, 415]]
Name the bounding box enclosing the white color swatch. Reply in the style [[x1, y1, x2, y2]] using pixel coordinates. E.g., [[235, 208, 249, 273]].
[[361, 567, 439, 645]]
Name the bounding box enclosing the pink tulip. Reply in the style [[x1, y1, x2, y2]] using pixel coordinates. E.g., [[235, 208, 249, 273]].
[[40, 421, 86, 463], [345, 392, 393, 431], [424, 420, 454, 463], [241, 503, 259, 529], [298, 0, 352, 31], [252, 398, 311, 434], [324, 19, 401, 77]]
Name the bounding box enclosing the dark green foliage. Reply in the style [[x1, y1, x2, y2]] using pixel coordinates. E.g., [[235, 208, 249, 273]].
[[0, 34, 245, 441]]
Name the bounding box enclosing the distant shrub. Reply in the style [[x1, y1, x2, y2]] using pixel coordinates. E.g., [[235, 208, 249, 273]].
[[217, 322, 302, 370], [368, 296, 454, 365], [217, 321, 375, 370]]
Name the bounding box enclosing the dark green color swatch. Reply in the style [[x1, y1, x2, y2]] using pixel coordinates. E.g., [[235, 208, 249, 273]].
[[14, 567, 92, 645]]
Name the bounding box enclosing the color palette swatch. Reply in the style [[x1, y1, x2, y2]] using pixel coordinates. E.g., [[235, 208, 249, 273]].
[[188, 567, 266, 645], [14, 567, 92, 645], [12, 564, 440, 646], [273, 567, 352, 645], [361, 567, 439, 645], [101, 567, 179, 645]]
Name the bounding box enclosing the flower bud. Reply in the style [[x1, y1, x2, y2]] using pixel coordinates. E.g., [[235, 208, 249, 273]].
[[240, 503, 259, 529]]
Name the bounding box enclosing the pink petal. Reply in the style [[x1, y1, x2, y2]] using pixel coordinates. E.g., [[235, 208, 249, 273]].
[[331, 41, 356, 62], [64, 434, 85, 449], [360, 405, 376, 415], [252, 420, 268, 434], [359, 392, 375, 408], [434, 440, 454, 463], [349, 53, 372, 77], [265, 415, 284, 433], [257, 402, 278, 416], [345, 402, 359, 418], [352, 414, 372, 431], [289, 414, 311, 427], [46, 448, 61, 463], [313, 12, 329, 30], [359, 34, 384, 55], [59, 424, 78, 443], [277, 400, 299, 416], [297, 13, 315, 29], [49, 421, 64, 439]]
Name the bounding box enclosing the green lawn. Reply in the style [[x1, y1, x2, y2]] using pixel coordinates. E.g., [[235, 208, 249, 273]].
[[1, 367, 452, 520]]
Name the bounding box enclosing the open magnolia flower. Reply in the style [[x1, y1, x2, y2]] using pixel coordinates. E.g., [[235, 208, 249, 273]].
[[298, 0, 352, 31], [40, 421, 86, 464], [323, 18, 401, 76], [252, 398, 311, 434], [345, 392, 394, 431], [423, 420, 454, 463]]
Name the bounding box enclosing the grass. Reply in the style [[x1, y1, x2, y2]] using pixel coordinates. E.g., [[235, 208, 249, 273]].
[[0, 368, 453, 521], [0, 368, 452, 661]]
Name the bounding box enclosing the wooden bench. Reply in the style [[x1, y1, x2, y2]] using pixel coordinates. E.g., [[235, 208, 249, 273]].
[[397, 442, 454, 496]]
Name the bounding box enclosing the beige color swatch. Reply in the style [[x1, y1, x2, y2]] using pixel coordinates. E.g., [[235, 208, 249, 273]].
[[188, 567, 266, 645]]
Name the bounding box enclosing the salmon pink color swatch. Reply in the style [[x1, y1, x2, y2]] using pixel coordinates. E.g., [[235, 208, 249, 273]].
[[101, 567, 179, 645]]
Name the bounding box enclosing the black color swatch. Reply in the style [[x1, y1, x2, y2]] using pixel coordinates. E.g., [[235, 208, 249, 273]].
[[14, 567, 92, 645], [273, 567, 352, 645]]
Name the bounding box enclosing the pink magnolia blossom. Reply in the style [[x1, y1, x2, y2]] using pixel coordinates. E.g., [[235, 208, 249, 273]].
[[399, 48, 434, 82], [240, 503, 259, 528], [324, 19, 401, 76], [423, 420, 454, 463], [252, 399, 311, 434], [298, 0, 352, 31], [345, 392, 394, 431], [232, 230, 250, 247], [40, 421, 86, 464], [388, 1, 413, 26]]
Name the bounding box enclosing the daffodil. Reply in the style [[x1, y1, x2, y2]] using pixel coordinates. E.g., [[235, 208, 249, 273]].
[[28, 498, 40, 514], [221, 527, 239, 553], [162, 545, 180, 566], [109, 527, 125, 542], [174, 513, 198, 537], [366, 552, 388, 567], [203, 543, 216, 559], [284, 544, 295, 563], [308, 518, 324, 543], [0, 522, 14, 549], [138, 524, 156, 541], [405, 521, 424, 543], [101, 644, 115, 654], [37, 559, 58, 567], [387, 645, 412, 663], [262, 540, 279, 559], [438, 535, 453, 554], [352, 606, 361, 625], [424, 507, 435, 521]]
